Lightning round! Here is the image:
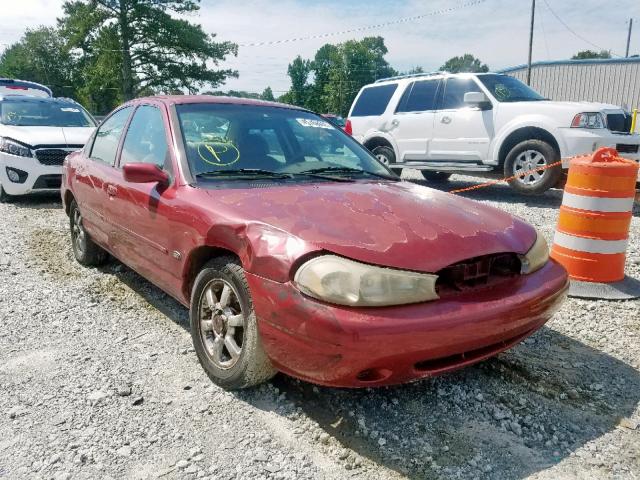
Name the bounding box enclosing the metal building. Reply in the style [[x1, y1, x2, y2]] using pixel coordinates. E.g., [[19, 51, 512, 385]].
[[499, 57, 640, 111]]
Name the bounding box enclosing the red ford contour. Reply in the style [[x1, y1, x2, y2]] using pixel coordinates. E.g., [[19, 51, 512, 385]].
[[61, 96, 569, 389]]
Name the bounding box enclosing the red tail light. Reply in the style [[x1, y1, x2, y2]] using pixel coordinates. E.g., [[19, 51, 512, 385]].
[[344, 119, 353, 136]]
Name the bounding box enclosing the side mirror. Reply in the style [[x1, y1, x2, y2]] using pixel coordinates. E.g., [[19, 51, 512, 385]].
[[464, 91, 490, 104], [123, 163, 169, 185]]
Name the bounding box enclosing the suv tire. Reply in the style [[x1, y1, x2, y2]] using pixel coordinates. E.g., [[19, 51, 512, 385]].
[[504, 139, 562, 195], [371, 145, 403, 175], [190, 257, 276, 390], [420, 172, 452, 182], [0, 184, 11, 203], [69, 200, 109, 266]]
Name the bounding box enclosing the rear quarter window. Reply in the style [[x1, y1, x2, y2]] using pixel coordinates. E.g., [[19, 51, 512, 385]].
[[350, 84, 398, 117]]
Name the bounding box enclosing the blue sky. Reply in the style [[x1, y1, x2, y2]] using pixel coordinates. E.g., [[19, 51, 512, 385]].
[[2, 0, 639, 94]]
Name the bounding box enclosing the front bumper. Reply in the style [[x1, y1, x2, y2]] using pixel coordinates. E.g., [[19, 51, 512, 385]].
[[560, 129, 640, 177], [0, 152, 62, 196], [247, 260, 569, 388]]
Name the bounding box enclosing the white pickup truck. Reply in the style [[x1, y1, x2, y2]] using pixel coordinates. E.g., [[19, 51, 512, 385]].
[[347, 72, 640, 194]]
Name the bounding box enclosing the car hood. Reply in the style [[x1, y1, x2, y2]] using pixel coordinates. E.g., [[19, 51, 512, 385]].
[[207, 181, 537, 273], [0, 125, 95, 147], [513, 100, 624, 113]]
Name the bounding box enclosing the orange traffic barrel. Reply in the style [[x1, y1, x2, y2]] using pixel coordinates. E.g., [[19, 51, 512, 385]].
[[551, 147, 640, 299]]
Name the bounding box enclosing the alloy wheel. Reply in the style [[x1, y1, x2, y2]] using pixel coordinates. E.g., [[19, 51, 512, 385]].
[[513, 150, 548, 186], [199, 279, 245, 369], [72, 208, 87, 256]]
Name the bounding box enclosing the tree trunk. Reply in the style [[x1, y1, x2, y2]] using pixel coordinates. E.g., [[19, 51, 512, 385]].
[[118, 0, 134, 100]]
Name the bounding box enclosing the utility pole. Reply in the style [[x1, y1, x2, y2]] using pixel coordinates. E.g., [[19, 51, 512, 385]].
[[527, 0, 536, 85], [626, 18, 633, 58]]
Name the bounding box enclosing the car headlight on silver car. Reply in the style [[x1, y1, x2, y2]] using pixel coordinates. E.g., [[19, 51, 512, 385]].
[[571, 112, 605, 129], [294, 255, 439, 307], [519, 228, 550, 274]]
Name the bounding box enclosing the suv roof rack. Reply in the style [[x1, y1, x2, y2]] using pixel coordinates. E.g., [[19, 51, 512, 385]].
[[375, 71, 448, 83]]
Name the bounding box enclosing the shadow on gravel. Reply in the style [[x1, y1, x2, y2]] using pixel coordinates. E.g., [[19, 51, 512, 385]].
[[263, 327, 640, 480], [2, 192, 61, 210]]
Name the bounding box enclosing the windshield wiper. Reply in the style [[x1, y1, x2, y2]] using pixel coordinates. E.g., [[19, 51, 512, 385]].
[[298, 166, 399, 180], [196, 168, 293, 179]]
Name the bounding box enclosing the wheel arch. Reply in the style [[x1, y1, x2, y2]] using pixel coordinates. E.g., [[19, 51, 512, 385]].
[[497, 126, 561, 166], [182, 245, 241, 302]]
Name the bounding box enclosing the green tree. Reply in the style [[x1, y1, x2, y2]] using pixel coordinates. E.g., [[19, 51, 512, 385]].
[[571, 50, 611, 59], [261, 86, 275, 101], [283, 37, 396, 116], [60, 0, 238, 100], [440, 54, 489, 73], [0, 27, 74, 98]]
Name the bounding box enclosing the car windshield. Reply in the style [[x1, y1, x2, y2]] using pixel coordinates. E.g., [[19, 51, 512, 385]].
[[176, 104, 392, 182], [477, 74, 546, 102], [0, 98, 96, 127]]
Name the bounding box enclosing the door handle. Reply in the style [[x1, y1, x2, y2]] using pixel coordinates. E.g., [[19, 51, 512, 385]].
[[441, 116, 452, 124], [106, 185, 118, 197]]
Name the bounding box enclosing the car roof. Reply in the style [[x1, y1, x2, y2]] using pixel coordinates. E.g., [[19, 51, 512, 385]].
[[371, 71, 500, 86], [125, 95, 307, 111]]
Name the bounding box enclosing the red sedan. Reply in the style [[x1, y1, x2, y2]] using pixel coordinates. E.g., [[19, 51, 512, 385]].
[[61, 96, 568, 389]]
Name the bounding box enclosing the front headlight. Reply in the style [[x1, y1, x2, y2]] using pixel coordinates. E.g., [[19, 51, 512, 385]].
[[294, 255, 439, 307], [571, 112, 605, 129], [0, 137, 32, 158], [519, 229, 549, 274]]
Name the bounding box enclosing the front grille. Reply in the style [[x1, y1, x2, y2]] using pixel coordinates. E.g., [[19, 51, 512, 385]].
[[33, 174, 62, 190], [35, 149, 71, 166], [436, 252, 521, 296], [607, 113, 632, 133], [616, 144, 639, 154]]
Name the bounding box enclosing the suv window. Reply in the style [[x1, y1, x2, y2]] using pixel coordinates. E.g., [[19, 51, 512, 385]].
[[121, 105, 168, 168], [440, 78, 478, 110], [396, 79, 440, 113], [90, 107, 132, 165], [351, 84, 398, 117]]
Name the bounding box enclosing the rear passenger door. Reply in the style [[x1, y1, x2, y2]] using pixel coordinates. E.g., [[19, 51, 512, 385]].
[[391, 79, 440, 161], [73, 107, 132, 246], [430, 77, 494, 162]]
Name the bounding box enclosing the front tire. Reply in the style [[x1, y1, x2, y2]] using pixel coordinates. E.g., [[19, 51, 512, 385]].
[[190, 257, 276, 390], [419, 171, 452, 182], [69, 200, 108, 266], [0, 184, 11, 203], [371, 145, 403, 175], [504, 140, 562, 195]]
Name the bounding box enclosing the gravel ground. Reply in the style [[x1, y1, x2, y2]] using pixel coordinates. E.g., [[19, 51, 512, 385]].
[[1, 174, 639, 480]]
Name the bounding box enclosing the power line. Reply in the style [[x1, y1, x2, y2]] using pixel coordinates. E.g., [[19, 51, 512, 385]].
[[541, 0, 622, 57], [237, 0, 487, 47]]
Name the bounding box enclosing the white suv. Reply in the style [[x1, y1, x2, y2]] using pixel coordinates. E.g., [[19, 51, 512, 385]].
[[347, 72, 640, 194], [0, 79, 96, 202]]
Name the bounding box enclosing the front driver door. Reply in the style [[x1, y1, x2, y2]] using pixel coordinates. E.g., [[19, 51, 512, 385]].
[[430, 77, 494, 162], [105, 104, 180, 296]]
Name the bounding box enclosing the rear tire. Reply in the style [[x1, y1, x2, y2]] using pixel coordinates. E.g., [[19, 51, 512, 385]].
[[190, 257, 276, 390], [371, 145, 403, 175], [419, 171, 452, 182], [69, 200, 108, 266], [504, 140, 562, 195]]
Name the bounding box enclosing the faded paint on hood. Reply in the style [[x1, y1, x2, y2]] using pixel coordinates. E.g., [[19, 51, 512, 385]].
[[205, 181, 537, 273]]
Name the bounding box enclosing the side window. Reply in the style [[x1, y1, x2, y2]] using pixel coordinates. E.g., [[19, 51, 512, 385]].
[[90, 107, 132, 165], [440, 78, 478, 110], [396, 80, 440, 113], [120, 105, 168, 168], [350, 84, 398, 117]]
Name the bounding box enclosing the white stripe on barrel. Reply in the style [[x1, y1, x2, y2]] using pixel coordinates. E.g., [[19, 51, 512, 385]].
[[562, 192, 635, 213], [553, 231, 629, 254]]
